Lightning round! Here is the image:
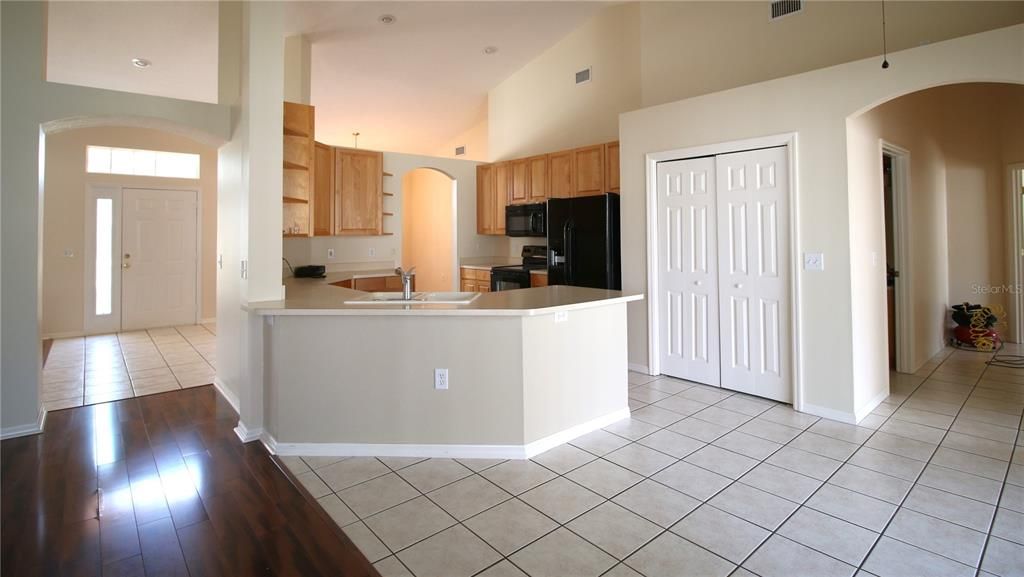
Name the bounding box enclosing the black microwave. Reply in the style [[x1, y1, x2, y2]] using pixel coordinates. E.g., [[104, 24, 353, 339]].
[[506, 202, 546, 237]]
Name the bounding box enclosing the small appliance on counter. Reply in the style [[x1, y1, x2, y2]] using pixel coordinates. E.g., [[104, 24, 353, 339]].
[[293, 265, 327, 279], [505, 202, 547, 237], [547, 193, 620, 290], [491, 245, 548, 291]]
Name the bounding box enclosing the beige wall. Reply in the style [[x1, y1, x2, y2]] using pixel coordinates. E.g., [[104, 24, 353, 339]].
[[487, 3, 642, 161], [488, 2, 1024, 163], [619, 25, 1023, 421], [41, 126, 218, 338], [402, 169, 456, 291], [432, 116, 489, 162]]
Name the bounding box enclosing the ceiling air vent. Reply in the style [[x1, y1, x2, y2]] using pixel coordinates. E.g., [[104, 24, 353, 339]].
[[575, 67, 592, 85], [455, 146, 466, 156], [770, 0, 802, 20]]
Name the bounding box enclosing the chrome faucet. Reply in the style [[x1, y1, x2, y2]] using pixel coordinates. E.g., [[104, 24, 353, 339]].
[[395, 266, 415, 300]]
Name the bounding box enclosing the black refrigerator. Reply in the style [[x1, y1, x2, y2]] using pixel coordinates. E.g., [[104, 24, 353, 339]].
[[547, 193, 621, 289]]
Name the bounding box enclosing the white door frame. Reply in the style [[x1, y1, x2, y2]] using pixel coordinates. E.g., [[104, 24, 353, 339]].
[[645, 132, 803, 410], [84, 184, 203, 334], [1008, 162, 1024, 343], [880, 142, 914, 373]]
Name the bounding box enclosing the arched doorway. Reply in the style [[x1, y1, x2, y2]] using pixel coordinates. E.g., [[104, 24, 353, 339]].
[[401, 168, 457, 291], [846, 82, 1024, 375]]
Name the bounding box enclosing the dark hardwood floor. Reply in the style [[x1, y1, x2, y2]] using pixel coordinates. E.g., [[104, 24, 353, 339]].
[[1, 385, 379, 577]]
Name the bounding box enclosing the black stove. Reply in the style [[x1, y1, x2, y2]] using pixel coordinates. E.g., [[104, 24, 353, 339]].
[[490, 245, 547, 291]]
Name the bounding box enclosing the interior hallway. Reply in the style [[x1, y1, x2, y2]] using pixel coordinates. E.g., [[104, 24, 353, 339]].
[[42, 324, 217, 411]]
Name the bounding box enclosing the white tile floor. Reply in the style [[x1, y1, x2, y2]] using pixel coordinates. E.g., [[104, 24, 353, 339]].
[[42, 323, 217, 410], [285, 345, 1024, 577]]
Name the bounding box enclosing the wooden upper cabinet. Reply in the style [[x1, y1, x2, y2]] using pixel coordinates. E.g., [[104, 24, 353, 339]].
[[334, 147, 383, 236], [510, 159, 530, 204], [312, 142, 334, 236], [284, 102, 314, 137], [476, 164, 496, 234], [283, 102, 314, 236], [528, 155, 549, 202], [493, 162, 510, 234], [548, 151, 575, 199], [604, 141, 620, 194], [574, 144, 605, 197]]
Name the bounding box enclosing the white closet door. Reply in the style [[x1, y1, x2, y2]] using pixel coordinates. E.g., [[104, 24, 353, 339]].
[[657, 157, 720, 386], [716, 147, 791, 402]]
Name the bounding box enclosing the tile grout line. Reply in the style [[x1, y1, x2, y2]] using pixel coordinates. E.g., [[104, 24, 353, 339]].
[[853, 348, 1013, 576]]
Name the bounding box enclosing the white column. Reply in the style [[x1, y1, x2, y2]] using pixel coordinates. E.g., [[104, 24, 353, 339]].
[[218, 0, 285, 442], [284, 35, 312, 105]]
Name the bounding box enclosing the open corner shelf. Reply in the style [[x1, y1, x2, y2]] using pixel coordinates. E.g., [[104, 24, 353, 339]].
[[283, 233, 309, 238], [383, 192, 394, 197], [383, 172, 394, 177], [283, 196, 309, 204], [283, 161, 309, 171]]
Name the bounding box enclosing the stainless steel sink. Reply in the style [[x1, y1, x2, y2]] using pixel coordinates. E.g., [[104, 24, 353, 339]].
[[342, 291, 480, 305], [343, 292, 424, 304], [418, 292, 480, 304]]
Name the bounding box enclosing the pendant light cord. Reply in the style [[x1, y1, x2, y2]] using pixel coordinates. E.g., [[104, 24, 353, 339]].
[[881, 0, 890, 68]]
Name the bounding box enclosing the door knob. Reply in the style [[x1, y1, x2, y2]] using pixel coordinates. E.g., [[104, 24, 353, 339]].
[[122, 262, 131, 270], [694, 280, 702, 286], [734, 283, 743, 289]]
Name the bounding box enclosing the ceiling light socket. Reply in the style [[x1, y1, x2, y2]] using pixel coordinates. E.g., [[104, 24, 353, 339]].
[[483, 46, 498, 55], [131, 58, 151, 69], [379, 14, 396, 25]]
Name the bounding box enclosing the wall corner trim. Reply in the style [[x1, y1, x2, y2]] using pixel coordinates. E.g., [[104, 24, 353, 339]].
[[234, 422, 264, 444], [0, 406, 47, 440], [628, 363, 652, 375], [213, 376, 240, 414]]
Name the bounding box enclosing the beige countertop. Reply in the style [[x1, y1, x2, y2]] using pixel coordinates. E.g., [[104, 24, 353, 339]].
[[245, 278, 641, 317]]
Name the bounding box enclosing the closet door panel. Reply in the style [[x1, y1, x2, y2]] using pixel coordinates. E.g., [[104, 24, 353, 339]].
[[657, 157, 720, 386]]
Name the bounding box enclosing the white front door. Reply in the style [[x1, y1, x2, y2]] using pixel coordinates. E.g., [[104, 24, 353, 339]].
[[121, 188, 198, 331], [657, 157, 721, 386], [716, 147, 791, 402]]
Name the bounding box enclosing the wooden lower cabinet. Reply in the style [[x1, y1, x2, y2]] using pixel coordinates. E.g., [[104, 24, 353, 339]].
[[531, 272, 548, 288], [459, 267, 491, 292]]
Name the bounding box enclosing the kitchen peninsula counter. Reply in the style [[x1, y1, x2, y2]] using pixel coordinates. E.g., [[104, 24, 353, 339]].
[[246, 277, 640, 316], [242, 281, 642, 460]]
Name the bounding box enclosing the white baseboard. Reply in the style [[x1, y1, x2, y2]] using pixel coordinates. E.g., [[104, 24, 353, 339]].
[[854, 389, 890, 423], [213, 376, 240, 413], [42, 330, 86, 340], [234, 422, 263, 444], [628, 363, 652, 375], [1, 406, 47, 440], [200, 317, 217, 325], [799, 401, 857, 424], [522, 408, 630, 458], [263, 407, 631, 460]]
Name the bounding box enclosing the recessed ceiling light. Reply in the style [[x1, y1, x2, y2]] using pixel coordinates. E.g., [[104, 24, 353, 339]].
[[379, 14, 396, 25], [483, 46, 498, 55], [131, 58, 151, 69]]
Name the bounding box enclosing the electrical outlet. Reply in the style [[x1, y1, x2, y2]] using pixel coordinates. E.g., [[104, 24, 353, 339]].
[[434, 368, 449, 390], [63, 249, 75, 258], [803, 252, 824, 271], [327, 248, 335, 260], [369, 247, 376, 258]]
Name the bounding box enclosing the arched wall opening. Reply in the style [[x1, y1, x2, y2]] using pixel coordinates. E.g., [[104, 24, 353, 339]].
[[401, 168, 458, 292], [846, 82, 1024, 382]]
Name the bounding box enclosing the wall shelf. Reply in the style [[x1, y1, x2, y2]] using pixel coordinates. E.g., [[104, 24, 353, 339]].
[[283, 161, 309, 171], [383, 172, 394, 177], [383, 192, 394, 197], [382, 212, 394, 216], [283, 196, 309, 204], [283, 233, 308, 238]]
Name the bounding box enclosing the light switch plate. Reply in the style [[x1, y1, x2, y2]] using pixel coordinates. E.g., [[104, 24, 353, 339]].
[[327, 248, 335, 259], [803, 252, 824, 271]]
